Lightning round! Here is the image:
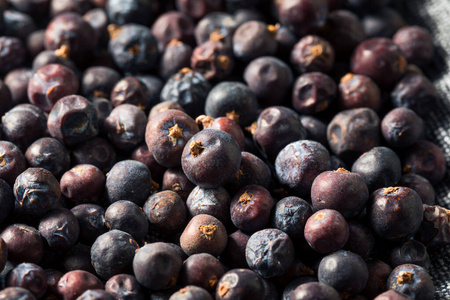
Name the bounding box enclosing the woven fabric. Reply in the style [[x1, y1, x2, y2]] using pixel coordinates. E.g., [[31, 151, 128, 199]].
[[393, 1, 450, 299]]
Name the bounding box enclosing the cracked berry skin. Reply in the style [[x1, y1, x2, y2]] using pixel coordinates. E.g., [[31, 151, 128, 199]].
[[275, 140, 331, 199], [245, 228, 295, 278], [311, 169, 369, 219], [91, 230, 139, 280], [14, 167, 61, 216], [38, 207, 80, 252], [5, 262, 47, 298], [160, 69, 212, 118], [368, 187, 423, 242], [47, 95, 99, 146], [179, 214, 228, 257], [181, 129, 241, 189], [271, 196, 313, 240], [387, 264, 435, 300], [304, 209, 349, 254], [318, 250, 369, 297], [230, 185, 275, 233], [350, 38, 406, 88], [108, 24, 158, 73], [146, 109, 199, 168], [133, 242, 182, 290], [215, 268, 264, 300]]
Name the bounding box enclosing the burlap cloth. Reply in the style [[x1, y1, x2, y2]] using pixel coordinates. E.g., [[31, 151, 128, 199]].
[[392, 0, 450, 299]]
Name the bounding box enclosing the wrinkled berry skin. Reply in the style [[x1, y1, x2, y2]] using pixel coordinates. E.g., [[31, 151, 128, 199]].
[[318, 250, 369, 297], [387, 264, 435, 300], [368, 187, 423, 242], [215, 269, 264, 300], [351, 38, 406, 88], [14, 168, 61, 216], [275, 140, 330, 199], [47, 95, 99, 146], [389, 240, 430, 269], [245, 228, 295, 278], [327, 107, 380, 164], [39, 208, 80, 251], [109, 24, 158, 73], [0, 224, 44, 264], [5, 263, 47, 298], [0, 141, 27, 186], [161, 69, 212, 118], [181, 129, 241, 189], [271, 196, 313, 240], [415, 204, 450, 248]]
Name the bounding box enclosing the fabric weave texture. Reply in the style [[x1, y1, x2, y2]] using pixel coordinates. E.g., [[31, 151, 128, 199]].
[[394, 1, 450, 299]]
